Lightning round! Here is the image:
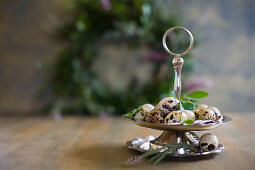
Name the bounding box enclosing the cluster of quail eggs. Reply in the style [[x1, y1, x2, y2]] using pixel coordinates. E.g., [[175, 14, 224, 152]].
[[194, 104, 222, 121], [133, 97, 222, 124], [132, 97, 222, 152]]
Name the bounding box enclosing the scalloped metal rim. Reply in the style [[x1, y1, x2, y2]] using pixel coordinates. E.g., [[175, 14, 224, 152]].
[[125, 115, 231, 157], [126, 140, 224, 157], [125, 115, 232, 131]]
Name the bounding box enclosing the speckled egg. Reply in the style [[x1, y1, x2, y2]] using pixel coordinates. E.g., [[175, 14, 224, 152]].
[[194, 109, 200, 120], [180, 112, 188, 122], [209, 106, 221, 120], [134, 104, 154, 121], [194, 104, 208, 119], [197, 104, 209, 110], [142, 104, 155, 112], [183, 110, 195, 120], [164, 111, 183, 123], [134, 110, 146, 121], [158, 97, 179, 114], [199, 133, 219, 151], [197, 108, 216, 121], [145, 107, 164, 124]]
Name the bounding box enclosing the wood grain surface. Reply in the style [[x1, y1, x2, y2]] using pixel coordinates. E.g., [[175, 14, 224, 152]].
[[0, 113, 254, 170]]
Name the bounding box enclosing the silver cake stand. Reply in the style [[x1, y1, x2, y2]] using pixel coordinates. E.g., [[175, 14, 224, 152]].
[[125, 26, 232, 157]]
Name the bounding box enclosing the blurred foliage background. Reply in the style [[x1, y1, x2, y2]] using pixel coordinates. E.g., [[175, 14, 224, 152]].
[[43, 0, 197, 115], [2, 0, 253, 115]]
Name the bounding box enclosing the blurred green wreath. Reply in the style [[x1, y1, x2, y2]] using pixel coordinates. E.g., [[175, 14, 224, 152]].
[[43, 0, 195, 115]]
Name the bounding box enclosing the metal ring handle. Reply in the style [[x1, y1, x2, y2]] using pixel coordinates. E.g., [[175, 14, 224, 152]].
[[162, 26, 194, 57]]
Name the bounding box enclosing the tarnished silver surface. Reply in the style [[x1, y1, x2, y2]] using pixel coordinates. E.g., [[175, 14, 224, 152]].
[[126, 136, 224, 157], [125, 27, 230, 158], [125, 115, 231, 157], [172, 56, 184, 99], [162, 26, 194, 57], [162, 26, 194, 100], [126, 115, 232, 131]]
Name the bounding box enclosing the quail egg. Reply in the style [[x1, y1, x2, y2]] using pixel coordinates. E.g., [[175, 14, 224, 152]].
[[164, 111, 184, 123], [181, 112, 188, 122], [145, 107, 164, 124], [197, 104, 209, 110], [194, 104, 209, 119], [134, 104, 154, 121], [194, 109, 200, 120], [197, 108, 216, 121], [183, 110, 195, 120], [199, 133, 219, 151], [142, 104, 155, 112], [158, 97, 179, 114], [209, 106, 221, 120]]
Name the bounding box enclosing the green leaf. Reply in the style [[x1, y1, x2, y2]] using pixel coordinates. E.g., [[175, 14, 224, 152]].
[[180, 99, 190, 103], [181, 102, 195, 111], [122, 112, 133, 119], [122, 105, 143, 119], [186, 90, 208, 99], [180, 119, 194, 125], [189, 99, 200, 106], [181, 97, 200, 107]]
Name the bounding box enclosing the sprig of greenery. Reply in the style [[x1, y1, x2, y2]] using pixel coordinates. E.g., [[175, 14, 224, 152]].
[[180, 119, 194, 125], [186, 90, 208, 98], [120, 142, 196, 166], [181, 102, 195, 111], [150, 149, 169, 164], [142, 145, 169, 158], [177, 90, 208, 111], [123, 90, 208, 118], [147, 143, 196, 164], [122, 105, 143, 119]]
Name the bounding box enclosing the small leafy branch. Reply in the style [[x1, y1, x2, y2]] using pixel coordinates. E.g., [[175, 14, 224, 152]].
[[174, 90, 208, 111], [122, 90, 208, 119], [180, 119, 194, 125], [122, 105, 142, 120], [120, 143, 196, 166]]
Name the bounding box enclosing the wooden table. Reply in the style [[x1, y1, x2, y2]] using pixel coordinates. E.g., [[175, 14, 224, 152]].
[[0, 113, 254, 170]]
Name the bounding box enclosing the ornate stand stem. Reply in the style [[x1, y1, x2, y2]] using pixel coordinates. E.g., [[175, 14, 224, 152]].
[[150, 26, 195, 153], [150, 56, 198, 153], [172, 55, 184, 100]]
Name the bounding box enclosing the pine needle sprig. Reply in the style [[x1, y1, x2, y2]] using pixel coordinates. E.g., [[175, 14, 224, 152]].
[[148, 151, 165, 163], [148, 146, 174, 164], [142, 146, 168, 158], [150, 143, 186, 164], [152, 149, 170, 164], [120, 142, 197, 166]]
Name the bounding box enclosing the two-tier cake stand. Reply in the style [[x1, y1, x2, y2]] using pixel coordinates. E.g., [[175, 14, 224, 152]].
[[125, 26, 231, 157]]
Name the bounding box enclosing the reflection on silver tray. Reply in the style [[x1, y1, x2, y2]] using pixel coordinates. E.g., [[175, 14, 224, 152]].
[[126, 115, 232, 131], [126, 135, 224, 157]]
